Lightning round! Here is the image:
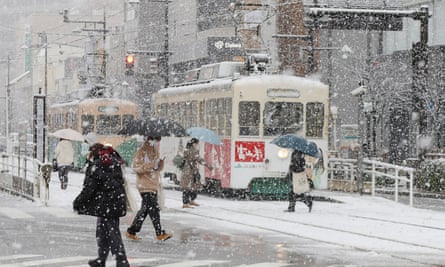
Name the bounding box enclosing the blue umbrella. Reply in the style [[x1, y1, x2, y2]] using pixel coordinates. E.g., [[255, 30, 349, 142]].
[[186, 127, 222, 145], [271, 134, 322, 159]]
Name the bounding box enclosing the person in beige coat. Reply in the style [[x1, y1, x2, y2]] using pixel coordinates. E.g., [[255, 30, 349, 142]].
[[54, 138, 74, 190], [125, 136, 172, 241], [181, 138, 212, 208]]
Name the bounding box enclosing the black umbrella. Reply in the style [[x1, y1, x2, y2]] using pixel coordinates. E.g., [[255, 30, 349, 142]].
[[118, 117, 187, 137], [271, 134, 322, 159]]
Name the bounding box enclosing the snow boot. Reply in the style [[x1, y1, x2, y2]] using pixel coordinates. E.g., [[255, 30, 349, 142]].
[[125, 231, 141, 241], [156, 230, 172, 241], [116, 257, 130, 267], [88, 258, 105, 267], [285, 203, 295, 212], [190, 201, 200, 206]]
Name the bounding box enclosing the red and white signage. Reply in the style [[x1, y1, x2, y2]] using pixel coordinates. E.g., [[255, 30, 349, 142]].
[[234, 141, 265, 162]]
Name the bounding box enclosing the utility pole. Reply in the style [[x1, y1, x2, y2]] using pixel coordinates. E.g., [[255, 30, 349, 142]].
[[62, 9, 108, 83], [6, 55, 10, 154], [163, 0, 169, 88], [37, 32, 48, 161]]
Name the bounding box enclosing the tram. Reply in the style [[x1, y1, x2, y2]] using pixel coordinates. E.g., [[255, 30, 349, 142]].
[[47, 97, 139, 169], [153, 62, 329, 198]]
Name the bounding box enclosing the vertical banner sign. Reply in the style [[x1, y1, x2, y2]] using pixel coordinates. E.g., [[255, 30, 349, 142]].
[[33, 95, 46, 162]]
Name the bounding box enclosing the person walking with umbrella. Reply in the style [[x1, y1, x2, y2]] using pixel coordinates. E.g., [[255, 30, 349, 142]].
[[181, 138, 213, 208], [54, 138, 74, 190], [73, 143, 130, 267], [271, 134, 320, 212], [286, 150, 313, 212], [125, 136, 172, 241]]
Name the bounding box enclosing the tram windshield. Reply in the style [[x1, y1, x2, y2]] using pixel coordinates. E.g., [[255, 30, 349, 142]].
[[263, 102, 303, 136]]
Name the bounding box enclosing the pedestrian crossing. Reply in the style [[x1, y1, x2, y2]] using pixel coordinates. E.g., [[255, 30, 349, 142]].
[[0, 254, 291, 267]]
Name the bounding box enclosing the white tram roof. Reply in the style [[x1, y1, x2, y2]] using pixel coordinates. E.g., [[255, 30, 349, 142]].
[[50, 97, 136, 108], [158, 74, 327, 96]]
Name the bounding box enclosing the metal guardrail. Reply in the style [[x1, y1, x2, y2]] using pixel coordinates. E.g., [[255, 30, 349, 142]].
[[328, 158, 415, 207], [364, 159, 415, 206], [0, 153, 51, 205]]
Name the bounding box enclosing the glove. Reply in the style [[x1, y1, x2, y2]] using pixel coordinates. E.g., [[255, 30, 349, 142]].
[[153, 159, 160, 171]]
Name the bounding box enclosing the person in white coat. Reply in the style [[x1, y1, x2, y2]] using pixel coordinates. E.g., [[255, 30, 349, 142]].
[[55, 138, 75, 189]]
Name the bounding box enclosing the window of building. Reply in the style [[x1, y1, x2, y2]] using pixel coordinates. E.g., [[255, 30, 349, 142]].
[[197, 0, 233, 31]]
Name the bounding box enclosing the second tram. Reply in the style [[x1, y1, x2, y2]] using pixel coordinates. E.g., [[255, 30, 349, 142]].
[[47, 97, 139, 168]]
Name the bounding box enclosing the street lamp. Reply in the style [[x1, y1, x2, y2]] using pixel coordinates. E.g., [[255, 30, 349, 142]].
[[351, 85, 367, 195]]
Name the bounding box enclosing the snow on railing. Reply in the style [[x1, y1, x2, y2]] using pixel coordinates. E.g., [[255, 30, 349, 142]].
[[328, 158, 415, 207], [363, 159, 415, 207], [0, 153, 51, 205]]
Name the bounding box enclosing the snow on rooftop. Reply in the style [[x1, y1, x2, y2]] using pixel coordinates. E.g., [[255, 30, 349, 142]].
[[303, 0, 406, 9], [158, 75, 328, 97]]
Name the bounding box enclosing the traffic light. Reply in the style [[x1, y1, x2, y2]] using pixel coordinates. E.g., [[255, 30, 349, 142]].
[[125, 54, 135, 75], [412, 42, 429, 131], [412, 42, 428, 109], [126, 54, 135, 68]]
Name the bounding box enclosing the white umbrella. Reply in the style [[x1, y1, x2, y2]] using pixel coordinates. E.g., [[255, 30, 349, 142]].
[[49, 129, 85, 142]]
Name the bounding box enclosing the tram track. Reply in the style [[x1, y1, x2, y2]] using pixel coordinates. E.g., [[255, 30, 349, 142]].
[[217, 207, 445, 252], [169, 201, 445, 267]]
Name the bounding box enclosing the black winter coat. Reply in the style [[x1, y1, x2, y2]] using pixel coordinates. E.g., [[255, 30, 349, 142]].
[[289, 150, 305, 173], [73, 156, 127, 218]]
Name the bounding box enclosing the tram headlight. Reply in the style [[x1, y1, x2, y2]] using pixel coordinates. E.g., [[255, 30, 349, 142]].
[[277, 148, 289, 159]]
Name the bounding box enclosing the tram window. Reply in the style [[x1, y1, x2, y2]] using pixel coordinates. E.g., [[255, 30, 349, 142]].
[[306, 102, 324, 138], [183, 101, 196, 129], [81, 115, 94, 134], [190, 101, 198, 127], [97, 115, 121, 135], [67, 112, 77, 129], [217, 99, 225, 135], [179, 102, 187, 127], [123, 115, 134, 129], [198, 101, 205, 127], [225, 98, 232, 136], [263, 102, 303, 136], [207, 99, 218, 132], [159, 104, 168, 118], [239, 101, 260, 136], [171, 103, 180, 123]]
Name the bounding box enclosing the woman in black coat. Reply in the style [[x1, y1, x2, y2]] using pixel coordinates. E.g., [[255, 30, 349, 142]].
[[73, 143, 129, 267], [286, 150, 313, 212]]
